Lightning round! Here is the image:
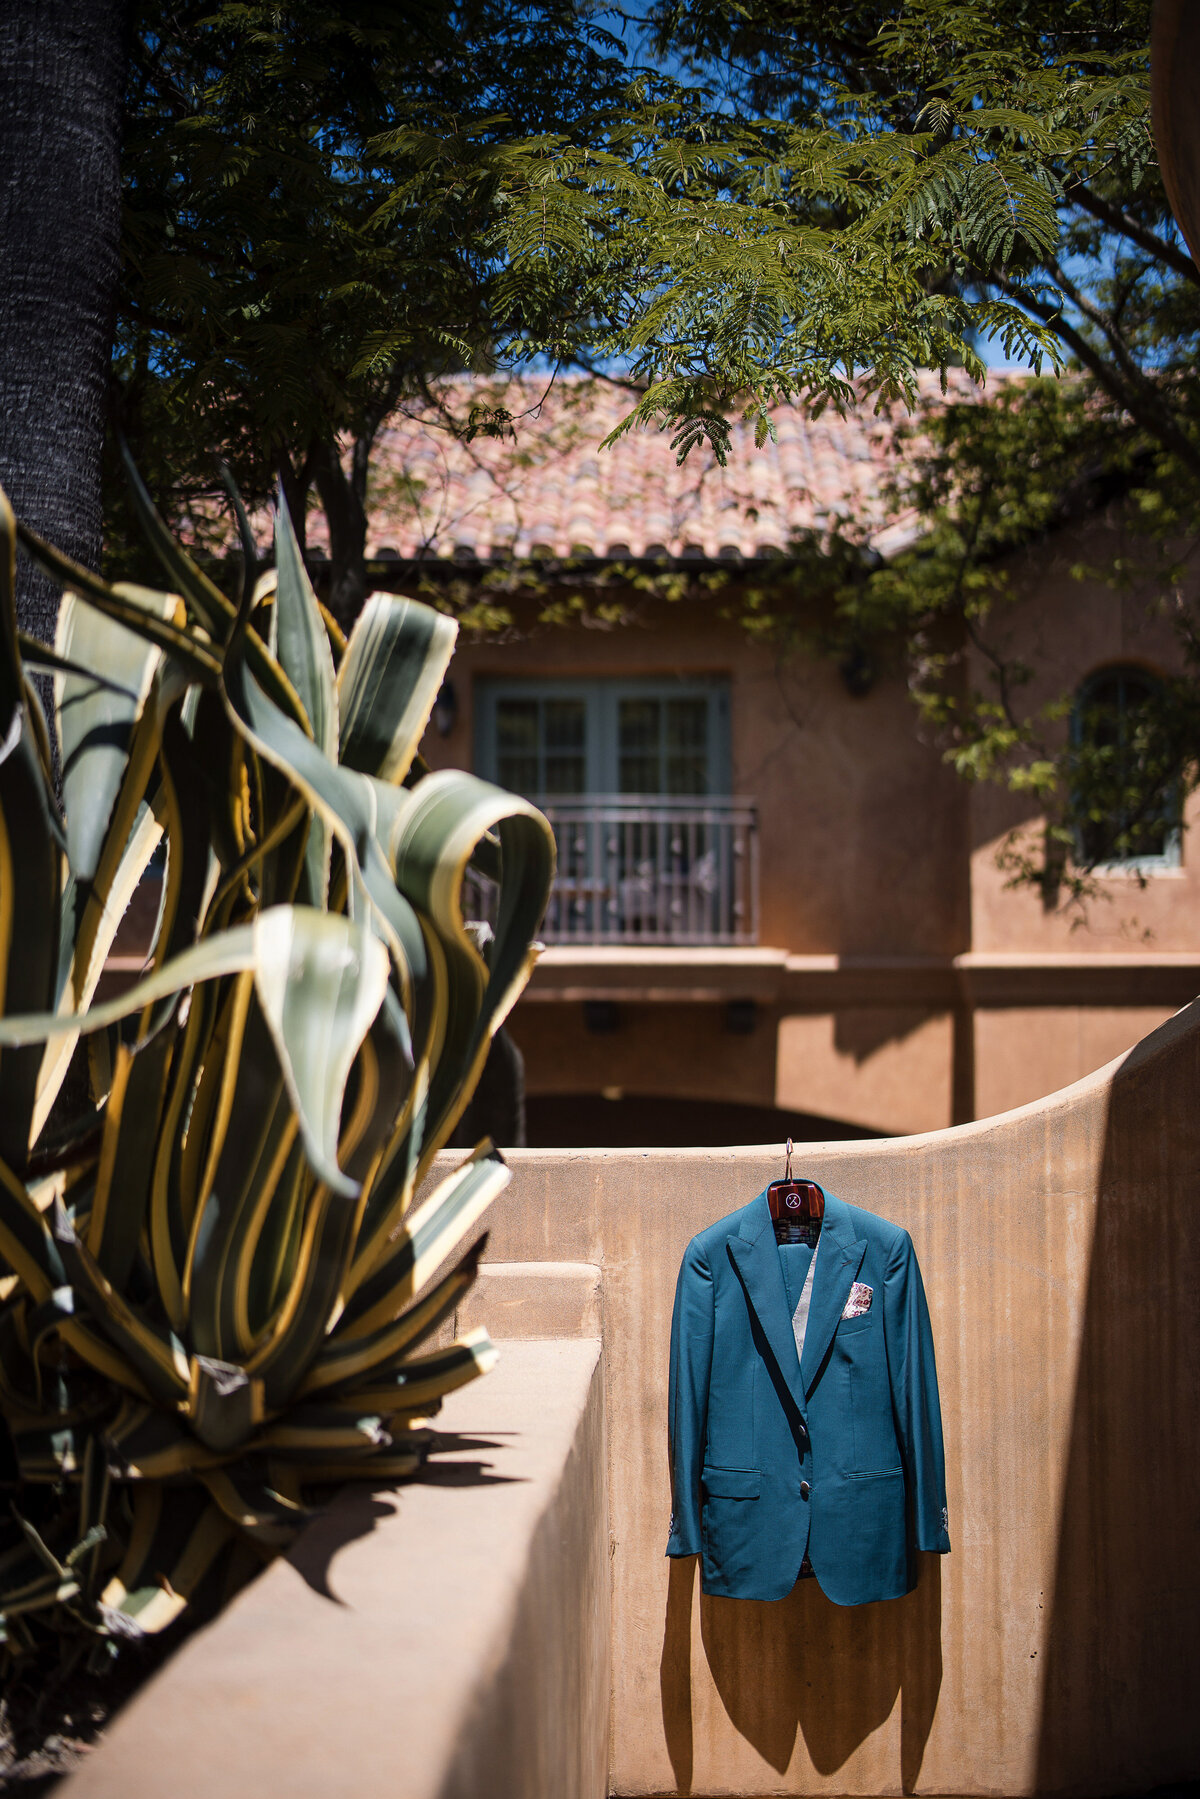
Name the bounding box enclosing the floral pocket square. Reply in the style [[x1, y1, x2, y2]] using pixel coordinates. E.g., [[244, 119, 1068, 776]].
[[841, 1282, 873, 1319]]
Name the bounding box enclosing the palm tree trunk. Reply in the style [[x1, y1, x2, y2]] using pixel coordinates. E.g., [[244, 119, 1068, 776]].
[[0, 1, 127, 644]]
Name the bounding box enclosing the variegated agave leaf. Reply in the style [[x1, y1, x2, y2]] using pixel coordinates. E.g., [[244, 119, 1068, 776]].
[[0, 475, 554, 1659]]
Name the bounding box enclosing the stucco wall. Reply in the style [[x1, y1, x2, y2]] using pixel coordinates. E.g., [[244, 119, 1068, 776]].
[[426, 598, 971, 960], [424, 588, 1200, 1137], [965, 515, 1200, 957], [473, 1000, 1200, 1796], [64, 1342, 610, 1799]]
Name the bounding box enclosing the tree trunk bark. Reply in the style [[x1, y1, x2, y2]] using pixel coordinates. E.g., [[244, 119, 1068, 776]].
[[311, 433, 372, 627], [0, 1, 127, 643]]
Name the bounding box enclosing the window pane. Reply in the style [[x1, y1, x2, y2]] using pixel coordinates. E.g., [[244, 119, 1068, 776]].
[[498, 754, 540, 795], [666, 755, 708, 796], [544, 699, 586, 751], [1073, 668, 1177, 863], [496, 699, 538, 752], [620, 756, 661, 793], [544, 754, 586, 795], [665, 699, 707, 753], [619, 698, 659, 752], [619, 698, 661, 793], [665, 700, 708, 794]]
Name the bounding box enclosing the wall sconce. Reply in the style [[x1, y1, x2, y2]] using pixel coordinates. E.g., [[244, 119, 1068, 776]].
[[838, 646, 876, 698], [724, 998, 757, 1035], [432, 679, 458, 736]]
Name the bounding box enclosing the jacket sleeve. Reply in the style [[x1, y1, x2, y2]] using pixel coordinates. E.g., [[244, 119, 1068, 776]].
[[884, 1228, 951, 1555], [666, 1235, 714, 1557]]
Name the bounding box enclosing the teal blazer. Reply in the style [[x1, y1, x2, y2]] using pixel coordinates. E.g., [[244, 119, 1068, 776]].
[[667, 1188, 951, 1605]]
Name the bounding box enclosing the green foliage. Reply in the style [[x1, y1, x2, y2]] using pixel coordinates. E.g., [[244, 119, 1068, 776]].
[[648, 1, 1198, 460], [721, 373, 1200, 902], [113, 0, 637, 605], [0, 467, 554, 1663]]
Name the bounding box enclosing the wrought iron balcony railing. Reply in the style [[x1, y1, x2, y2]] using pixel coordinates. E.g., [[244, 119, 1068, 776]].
[[466, 795, 759, 947]]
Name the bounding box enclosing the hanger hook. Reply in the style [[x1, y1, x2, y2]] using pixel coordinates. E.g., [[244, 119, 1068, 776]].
[[785, 1136, 793, 1179]]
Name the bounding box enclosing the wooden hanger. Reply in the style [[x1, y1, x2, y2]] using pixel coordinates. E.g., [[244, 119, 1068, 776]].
[[767, 1138, 825, 1224]]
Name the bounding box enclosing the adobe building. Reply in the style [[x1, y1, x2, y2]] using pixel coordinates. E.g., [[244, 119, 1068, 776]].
[[332, 377, 1200, 1144]]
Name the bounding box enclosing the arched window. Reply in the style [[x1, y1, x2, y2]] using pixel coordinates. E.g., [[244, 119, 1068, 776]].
[[1070, 665, 1181, 868]]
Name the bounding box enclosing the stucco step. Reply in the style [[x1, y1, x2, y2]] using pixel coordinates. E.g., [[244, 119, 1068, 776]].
[[457, 1259, 602, 1340]]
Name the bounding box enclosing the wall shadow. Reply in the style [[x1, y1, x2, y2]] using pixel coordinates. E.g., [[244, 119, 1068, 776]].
[[1035, 1016, 1200, 1794], [661, 1554, 942, 1794]]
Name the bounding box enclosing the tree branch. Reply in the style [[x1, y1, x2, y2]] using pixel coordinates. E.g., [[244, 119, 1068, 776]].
[[1069, 183, 1199, 288], [989, 270, 1200, 481]]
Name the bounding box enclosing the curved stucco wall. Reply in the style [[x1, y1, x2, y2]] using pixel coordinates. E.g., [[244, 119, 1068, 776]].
[[481, 1000, 1200, 1796]]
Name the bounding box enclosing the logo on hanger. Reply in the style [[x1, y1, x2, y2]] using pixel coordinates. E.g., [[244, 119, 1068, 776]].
[[785, 1190, 801, 1210]]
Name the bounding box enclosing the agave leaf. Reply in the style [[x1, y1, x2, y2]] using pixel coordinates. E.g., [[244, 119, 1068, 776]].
[[256, 1403, 390, 1456], [221, 617, 424, 988], [287, 1447, 423, 1484], [119, 437, 237, 641], [74, 1435, 112, 1603], [17, 635, 140, 696], [333, 1327, 499, 1416], [101, 1483, 233, 1634], [50, 1202, 190, 1408], [0, 705, 65, 1168], [149, 697, 219, 974], [301, 1232, 486, 1396], [184, 1356, 267, 1454], [183, 995, 297, 1362], [0, 1156, 67, 1303], [21, 908, 387, 1207], [0, 490, 66, 1170], [217, 460, 261, 614], [104, 1398, 227, 1480], [198, 1464, 314, 1548], [0, 921, 259, 1046], [239, 1136, 308, 1352], [4, 907, 386, 1202], [346, 773, 552, 1283], [243, 1180, 362, 1410], [86, 1038, 174, 1291], [17, 522, 221, 681], [253, 907, 389, 1198], [274, 493, 338, 905], [54, 584, 178, 882], [337, 592, 457, 785], [31, 799, 163, 1150], [273, 491, 337, 759], [339, 1142, 508, 1341]]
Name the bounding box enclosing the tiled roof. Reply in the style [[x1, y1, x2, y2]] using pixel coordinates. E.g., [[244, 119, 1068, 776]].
[[307, 370, 1010, 564]]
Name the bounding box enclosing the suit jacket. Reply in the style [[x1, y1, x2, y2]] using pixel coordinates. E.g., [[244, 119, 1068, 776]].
[[667, 1188, 951, 1605]]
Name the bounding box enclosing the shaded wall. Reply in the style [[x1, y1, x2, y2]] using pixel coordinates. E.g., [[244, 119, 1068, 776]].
[[472, 1001, 1200, 1795]]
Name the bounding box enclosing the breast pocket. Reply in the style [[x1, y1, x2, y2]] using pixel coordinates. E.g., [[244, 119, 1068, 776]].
[[836, 1312, 874, 1337]]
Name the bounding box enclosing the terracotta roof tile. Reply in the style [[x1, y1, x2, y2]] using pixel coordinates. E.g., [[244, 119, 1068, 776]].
[[303, 371, 1009, 563]]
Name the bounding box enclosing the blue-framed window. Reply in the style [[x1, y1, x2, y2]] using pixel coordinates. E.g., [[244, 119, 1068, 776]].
[[475, 677, 731, 797], [1070, 665, 1182, 870]]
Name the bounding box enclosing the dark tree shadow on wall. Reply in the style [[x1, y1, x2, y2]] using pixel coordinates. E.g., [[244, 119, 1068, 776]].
[[1035, 1010, 1200, 1795], [661, 1554, 942, 1795]]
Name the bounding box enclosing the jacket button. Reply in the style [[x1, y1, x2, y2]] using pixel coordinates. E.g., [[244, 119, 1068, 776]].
[[800, 1481, 810, 1499]]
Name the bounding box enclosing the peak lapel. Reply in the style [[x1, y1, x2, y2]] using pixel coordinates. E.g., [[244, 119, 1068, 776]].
[[799, 1195, 867, 1394], [727, 1192, 808, 1420]]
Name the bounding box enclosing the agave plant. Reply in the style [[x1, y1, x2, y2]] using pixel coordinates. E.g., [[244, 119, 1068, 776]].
[[0, 463, 553, 1663]]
